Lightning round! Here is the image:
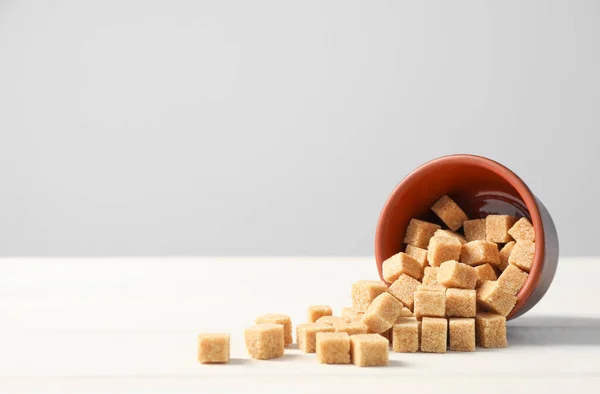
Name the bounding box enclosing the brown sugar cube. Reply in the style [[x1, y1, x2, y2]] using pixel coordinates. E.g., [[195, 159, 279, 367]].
[[449, 318, 475, 352], [431, 195, 468, 231], [335, 322, 369, 336], [395, 316, 417, 323], [434, 229, 467, 244], [367, 292, 405, 321], [197, 333, 230, 364], [497, 264, 529, 294], [388, 274, 421, 311], [392, 318, 419, 353], [508, 217, 535, 242], [398, 306, 413, 317], [498, 241, 515, 271], [316, 316, 351, 326], [382, 252, 422, 282], [437, 260, 477, 289], [403, 219, 441, 249], [474, 264, 498, 287], [464, 219, 486, 242], [417, 284, 445, 292], [427, 236, 462, 267], [477, 281, 517, 317], [486, 215, 517, 243], [352, 280, 388, 312], [341, 307, 354, 317], [350, 334, 389, 367], [461, 240, 501, 267], [342, 307, 366, 323], [244, 324, 284, 360], [445, 288, 476, 317], [405, 244, 428, 271], [422, 266, 441, 286], [307, 305, 332, 323], [296, 323, 335, 353], [421, 317, 447, 353], [362, 292, 403, 333], [475, 313, 507, 348], [255, 314, 293, 347], [508, 241, 535, 272], [361, 313, 390, 335], [347, 313, 365, 323], [414, 289, 445, 319], [316, 332, 351, 364]]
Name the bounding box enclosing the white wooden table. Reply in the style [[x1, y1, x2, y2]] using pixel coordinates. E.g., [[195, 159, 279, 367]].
[[0, 257, 597, 393]]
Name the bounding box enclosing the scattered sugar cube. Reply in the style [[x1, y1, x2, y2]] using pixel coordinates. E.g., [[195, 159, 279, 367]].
[[498, 241, 515, 271], [244, 324, 285, 360], [405, 244, 428, 270], [347, 312, 365, 323], [388, 274, 421, 310], [508, 241, 535, 272], [463, 219, 486, 241], [427, 236, 462, 267], [508, 217, 535, 242], [316, 316, 351, 326], [350, 334, 389, 367], [308, 305, 333, 323], [334, 322, 369, 336], [382, 252, 422, 282], [477, 281, 517, 317], [497, 264, 529, 294], [449, 318, 475, 352], [437, 260, 477, 289], [475, 313, 507, 348], [445, 288, 476, 317], [398, 306, 413, 317], [414, 289, 446, 319], [341, 307, 366, 323], [316, 332, 351, 364], [362, 292, 403, 334], [296, 323, 335, 353], [474, 264, 498, 287], [422, 266, 441, 286], [417, 284, 445, 292], [392, 317, 419, 353], [352, 280, 388, 312], [255, 314, 293, 347], [486, 215, 517, 243], [421, 317, 447, 353], [461, 240, 500, 267], [341, 307, 355, 317], [197, 333, 230, 364], [431, 195, 468, 231], [395, 316, 417, 324], [404, 219, 441, 249]]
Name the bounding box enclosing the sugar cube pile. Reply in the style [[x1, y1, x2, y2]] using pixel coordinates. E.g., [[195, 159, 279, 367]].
[[197, 195, 534, 366]]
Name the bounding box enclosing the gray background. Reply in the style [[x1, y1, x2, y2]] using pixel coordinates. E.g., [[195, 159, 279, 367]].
[[0, 0, 598, 256]]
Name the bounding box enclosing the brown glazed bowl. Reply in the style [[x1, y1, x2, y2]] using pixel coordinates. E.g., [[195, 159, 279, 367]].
[[374, 154, 558, 319]]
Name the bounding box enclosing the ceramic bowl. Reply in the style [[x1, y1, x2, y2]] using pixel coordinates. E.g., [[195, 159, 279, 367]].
[[374, 154, 558, 319]]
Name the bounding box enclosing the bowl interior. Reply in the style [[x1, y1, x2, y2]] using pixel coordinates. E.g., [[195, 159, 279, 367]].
[[376, 159, 531, 267]]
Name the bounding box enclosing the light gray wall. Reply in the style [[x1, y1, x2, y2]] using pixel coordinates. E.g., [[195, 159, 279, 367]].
[[0, 0, 598, 256]]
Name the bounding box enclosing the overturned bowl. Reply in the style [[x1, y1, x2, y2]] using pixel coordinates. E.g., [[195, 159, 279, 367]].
[[374, 154, 558, 319]]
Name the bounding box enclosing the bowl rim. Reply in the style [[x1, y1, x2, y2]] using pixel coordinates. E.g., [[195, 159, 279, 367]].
[[374, 154, 544, 319]]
